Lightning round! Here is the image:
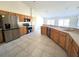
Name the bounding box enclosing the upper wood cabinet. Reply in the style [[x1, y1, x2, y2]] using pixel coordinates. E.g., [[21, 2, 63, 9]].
[[8, 12, 16, 16], [0, 10, 9, 15], [18, 15, 25, 22]]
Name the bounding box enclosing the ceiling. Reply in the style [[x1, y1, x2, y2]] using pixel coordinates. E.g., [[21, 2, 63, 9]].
[[23, 1, 79, 18]]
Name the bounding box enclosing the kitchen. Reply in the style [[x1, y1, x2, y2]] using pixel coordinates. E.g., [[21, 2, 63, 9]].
[[0, 1, 79, 57], [0, 10, 32, 43]]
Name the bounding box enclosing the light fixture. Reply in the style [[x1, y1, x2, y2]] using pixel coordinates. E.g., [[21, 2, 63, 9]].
[[2, 15, 5, 18]]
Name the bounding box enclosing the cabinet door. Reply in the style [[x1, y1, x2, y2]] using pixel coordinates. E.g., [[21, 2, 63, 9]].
[[20, 27, 26, 36], [0, 10, 9, 15], [50, 28, 54, 40], [53, 29, 59, 43], [47, 27, 51, 38], [59, 32, 66, 49], [0, 30, 3, 43], [41, 26, 47, 35], [71, 40, 79, 57], [41, 26, 43, 34], [19, 15, 25, 22], [65, 34, 73, 56]]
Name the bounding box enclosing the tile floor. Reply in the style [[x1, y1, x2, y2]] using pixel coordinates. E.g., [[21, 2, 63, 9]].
[[0, 32, 67, 57]]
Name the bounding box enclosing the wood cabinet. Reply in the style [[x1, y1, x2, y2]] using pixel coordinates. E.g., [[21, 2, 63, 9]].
[[41, 26, 47, 35], [18, 15, 25, 22], [65, 34, 73, 56], [19, 27, 27, 36], [59, 32, 66, 49], [0, 30, 3, 43], [0, 10, 9, 15], [66, 35, 79, 57], [52, 29, 59, 43], [47, 27, 51, 38], [41, 26, 79, 57], [50, 28, 54, 40], [70, 40, 79, 57]]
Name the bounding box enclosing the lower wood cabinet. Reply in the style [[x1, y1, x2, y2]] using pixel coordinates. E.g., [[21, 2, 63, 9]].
[[52, 29, 59, 43], [59, 32, 66, 49], [41, 26, 47, 35], [50, 28, 54, 40], [41, 26, 79, 57], [66, 35, 79, 57], [70, 40, 79, 57], [47, 27, 51, 38], [0, 30, 3, 43], [65, 34, 73, 56], [19, 27, 27, 36]]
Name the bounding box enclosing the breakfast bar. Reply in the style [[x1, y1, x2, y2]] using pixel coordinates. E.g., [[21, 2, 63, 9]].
[[41, 25, 79, 57]]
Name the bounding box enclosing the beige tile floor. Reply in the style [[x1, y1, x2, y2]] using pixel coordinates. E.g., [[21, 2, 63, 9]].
[[0, 32, 67, 57]]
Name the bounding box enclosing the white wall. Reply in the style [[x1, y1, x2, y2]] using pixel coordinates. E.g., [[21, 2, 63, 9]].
[[0, 1, 30, 16], [34, 16, 43, 32]]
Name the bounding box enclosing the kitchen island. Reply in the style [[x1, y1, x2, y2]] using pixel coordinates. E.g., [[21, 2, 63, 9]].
[[41, 25, 79, 57]]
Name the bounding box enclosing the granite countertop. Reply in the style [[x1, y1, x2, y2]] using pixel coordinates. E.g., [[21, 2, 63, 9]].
[[43, 25, 79, 46], [68, 31, 79, 46]]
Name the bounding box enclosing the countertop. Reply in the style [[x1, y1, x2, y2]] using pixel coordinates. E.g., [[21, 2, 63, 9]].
[[42, 25, 79, 46]]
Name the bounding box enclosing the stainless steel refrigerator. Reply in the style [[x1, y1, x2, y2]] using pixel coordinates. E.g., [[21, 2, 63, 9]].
[[0, 14, 20, 42]]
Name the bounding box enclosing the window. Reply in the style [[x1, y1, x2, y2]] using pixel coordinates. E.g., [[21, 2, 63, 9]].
[[77, 19, 79, 27], [58, 19, 70, 27], [50, 20, 55, 25], [47, 20, 51, 25], [58, 19, 63, 26], [64, 19, 70, 27]]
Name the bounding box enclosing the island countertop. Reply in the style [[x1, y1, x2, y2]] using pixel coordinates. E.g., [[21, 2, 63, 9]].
[[42, 25, 79, 46]]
